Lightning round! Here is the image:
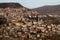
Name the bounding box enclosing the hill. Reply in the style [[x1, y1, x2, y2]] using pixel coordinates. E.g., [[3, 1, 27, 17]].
[[0, 3, 23, 8], [33, 5, 60, 14]]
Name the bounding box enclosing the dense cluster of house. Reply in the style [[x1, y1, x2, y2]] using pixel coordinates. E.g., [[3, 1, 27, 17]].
[[0, 7, 60, 40]]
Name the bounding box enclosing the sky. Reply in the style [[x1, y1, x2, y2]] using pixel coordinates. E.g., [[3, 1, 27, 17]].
[[0, 0, 60, 9]]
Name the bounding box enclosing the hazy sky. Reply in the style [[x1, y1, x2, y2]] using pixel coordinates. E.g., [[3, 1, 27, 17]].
[[0, 0, 60, 9]]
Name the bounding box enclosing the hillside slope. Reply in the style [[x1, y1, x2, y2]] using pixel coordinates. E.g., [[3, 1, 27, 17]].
[[33, 5, 60, 14]]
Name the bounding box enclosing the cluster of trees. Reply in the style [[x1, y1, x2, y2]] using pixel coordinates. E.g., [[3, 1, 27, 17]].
[[42, 15, 60, 25], [0, 15, 7, 25]]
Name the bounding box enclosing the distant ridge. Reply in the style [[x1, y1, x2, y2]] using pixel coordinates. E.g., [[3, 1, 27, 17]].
[[33, 5, 60, 14], [0, 3, 23, 8]]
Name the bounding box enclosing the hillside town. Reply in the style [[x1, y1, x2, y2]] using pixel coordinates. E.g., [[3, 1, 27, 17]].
[[0, 3, 60, 40]]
